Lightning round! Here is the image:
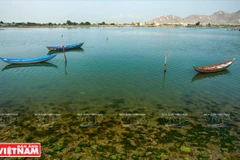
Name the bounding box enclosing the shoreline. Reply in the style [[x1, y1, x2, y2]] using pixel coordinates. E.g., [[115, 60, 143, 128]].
[[1, 24, 240, 29]]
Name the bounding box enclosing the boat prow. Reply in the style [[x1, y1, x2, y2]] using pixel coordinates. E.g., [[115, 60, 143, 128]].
[[193, 58, 235, 73]]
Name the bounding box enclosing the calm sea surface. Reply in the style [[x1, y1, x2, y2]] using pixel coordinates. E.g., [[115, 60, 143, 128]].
[[0, 27, 239, 113], [0, 27, 239, 158]]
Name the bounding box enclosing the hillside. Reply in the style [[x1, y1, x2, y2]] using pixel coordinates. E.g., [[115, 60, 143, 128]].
[[147, 10, 240, 25]]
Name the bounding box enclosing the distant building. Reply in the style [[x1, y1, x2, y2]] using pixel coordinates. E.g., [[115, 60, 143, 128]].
[[0, 22, 15, 27]]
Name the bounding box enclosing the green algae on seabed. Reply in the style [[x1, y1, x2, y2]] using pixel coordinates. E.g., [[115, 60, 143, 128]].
[[169, 147, 177, 152], [109, 154, 118, 160], [47, 145, 65, 155], [174, 140, 184, 148], [78, 142, 91, 147], [155, 154, 162, 159], [198, 153, 210, 159], [1, 99, 240, 159], [180, 146, 191, 153], [75, 146, 82, 152], [187, 133, 196, 138], [121, 138, 137, 151], [221, 148, 228, 152], [131, 154, 138, 159], [97, 145, 116, 153], [120, 154, 127, 160], [1, 113, 240, 159]]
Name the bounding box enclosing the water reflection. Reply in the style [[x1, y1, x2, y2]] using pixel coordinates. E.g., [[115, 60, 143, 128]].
[[161, 71, 167, 88], [64, 60, 68, 76], [191, 70, 230, 82], [47, 48, 84, 55], [2, 62, 58, 71]]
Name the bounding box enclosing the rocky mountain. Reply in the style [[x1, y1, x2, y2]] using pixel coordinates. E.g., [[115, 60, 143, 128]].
[[147, 10, 240, 25]]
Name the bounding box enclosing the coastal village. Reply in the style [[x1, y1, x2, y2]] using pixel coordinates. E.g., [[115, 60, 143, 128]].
[[0, 21, 240, 29]]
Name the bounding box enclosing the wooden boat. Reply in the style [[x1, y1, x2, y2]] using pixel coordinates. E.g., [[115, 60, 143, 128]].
[[46, 42, 84, 51], [193, 58, 235, 73], [0, 54, 57, 64]]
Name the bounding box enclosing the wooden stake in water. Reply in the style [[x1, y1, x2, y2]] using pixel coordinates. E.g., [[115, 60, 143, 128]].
[[62, 45, 67, 75], [164, 52, 168, 72]]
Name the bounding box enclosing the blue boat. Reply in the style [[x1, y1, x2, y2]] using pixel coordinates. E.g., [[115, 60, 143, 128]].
[[46, 42, 84, 51], [0, 54, 57, 64]]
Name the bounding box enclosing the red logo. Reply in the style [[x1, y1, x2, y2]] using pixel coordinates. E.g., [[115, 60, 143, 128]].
[[0, 143, 41, 157]]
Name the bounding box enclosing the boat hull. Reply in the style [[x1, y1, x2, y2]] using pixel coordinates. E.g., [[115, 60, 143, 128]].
[[193, 58, 235, 73], [46, 42, 84, 51], [0, 54, 57, 64]]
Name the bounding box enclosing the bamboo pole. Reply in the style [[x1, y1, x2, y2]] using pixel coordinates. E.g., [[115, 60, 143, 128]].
[[62, 45, 67, 75]]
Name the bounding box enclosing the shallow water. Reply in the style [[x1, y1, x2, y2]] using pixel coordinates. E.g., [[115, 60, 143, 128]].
[[0, 27, 239, 159]]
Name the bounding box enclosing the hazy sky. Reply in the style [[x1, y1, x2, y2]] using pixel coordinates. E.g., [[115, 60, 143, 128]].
[[1, 0, 239, 24]]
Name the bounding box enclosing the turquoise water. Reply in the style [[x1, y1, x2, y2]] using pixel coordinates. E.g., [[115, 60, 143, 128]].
[[0, 27, 240, 159], [0, 27, 239, 114]]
